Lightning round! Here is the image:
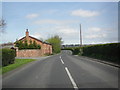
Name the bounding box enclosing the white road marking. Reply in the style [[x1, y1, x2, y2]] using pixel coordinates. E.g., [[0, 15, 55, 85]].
[[60, 56, 61, 59], [60, 55, 78, 89], [60, 59, 64, 64], [65, 67, 79, 90], [60, 56, 64, 64]]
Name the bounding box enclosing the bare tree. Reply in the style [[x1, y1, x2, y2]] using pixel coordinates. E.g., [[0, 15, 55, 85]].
[[0, 19, 6, 33]]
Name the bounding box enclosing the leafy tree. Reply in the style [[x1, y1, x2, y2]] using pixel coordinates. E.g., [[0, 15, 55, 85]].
[[37, 44, 41, 49], [19, 41, 24, 50], [0, 19, 6, 33], [24, 40, 28, 49], [46, 35, 63, 54], [15, 40, 41, 50], [33, 41, 37, 49], [15, 40, 20, 47], [28, 40, 34, 49]]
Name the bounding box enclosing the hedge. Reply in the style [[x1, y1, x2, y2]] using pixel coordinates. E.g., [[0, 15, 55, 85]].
[[82, 43, 119, 64], [62, 43, 120, 64], [2, 48, 16, 66]]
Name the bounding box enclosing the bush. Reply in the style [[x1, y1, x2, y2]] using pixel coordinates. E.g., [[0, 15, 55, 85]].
[[44, 53, 51, 56], [62, 43, 120, 64], [82, 43, 120, 64], [2, 48, 16, 66], [15, 40, 41, 50], [0, 49, 2, 67]]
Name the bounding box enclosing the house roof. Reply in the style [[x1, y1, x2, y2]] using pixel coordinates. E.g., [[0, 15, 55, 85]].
[[16, 36, 51, 45]]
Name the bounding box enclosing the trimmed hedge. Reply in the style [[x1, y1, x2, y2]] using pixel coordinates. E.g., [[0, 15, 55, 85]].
[[2, 48, 16, 66], [82, 43, 119, 64], [62, 43, 120, 64]]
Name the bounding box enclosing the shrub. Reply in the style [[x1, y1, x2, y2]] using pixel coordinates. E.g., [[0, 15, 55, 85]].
[[82, 43, 120, 64], [62, 43, 120, 64], [15, 40, 41, 50], [0, 49, 2, 67], [44, 53, 51, 56], [2, 48, 16, 66], [37, 45, 41, 49]]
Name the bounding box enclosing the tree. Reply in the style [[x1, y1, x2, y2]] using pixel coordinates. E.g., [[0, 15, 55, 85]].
[[0, 19, 6, 33], [24, 40, 28, 49], [18, 41, 24, 50], [46, 35, 63, 54], [37, 44, 41, 49], [28, 40, 34, 49], [15, 40, 41, 50], [33, 41, 37, 49], [14, 40, 20, 47]]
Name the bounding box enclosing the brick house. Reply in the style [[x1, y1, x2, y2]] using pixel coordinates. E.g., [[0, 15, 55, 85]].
[[15, 29, 52, 57]]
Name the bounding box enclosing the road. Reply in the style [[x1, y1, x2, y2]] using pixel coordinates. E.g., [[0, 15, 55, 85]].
[[2, 50, 119, 89]]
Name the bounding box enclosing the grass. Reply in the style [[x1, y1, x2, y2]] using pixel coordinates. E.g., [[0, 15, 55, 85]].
[[1, 59, 36, 74]]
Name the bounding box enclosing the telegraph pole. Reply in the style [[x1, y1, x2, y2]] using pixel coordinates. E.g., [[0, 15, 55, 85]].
[[80, 24, 82, 47]]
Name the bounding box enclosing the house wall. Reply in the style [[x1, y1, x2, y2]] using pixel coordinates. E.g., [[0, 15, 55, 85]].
[[15, 30, 52, 57], [21, 36, 52, 55], [16, 49, 43, 57]]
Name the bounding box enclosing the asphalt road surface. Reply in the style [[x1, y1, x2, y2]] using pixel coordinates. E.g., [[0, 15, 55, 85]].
[[2, 50, 119, 89]]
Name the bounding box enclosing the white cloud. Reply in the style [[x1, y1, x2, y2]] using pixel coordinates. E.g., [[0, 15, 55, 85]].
[[71, 9, 99, 17], [26, 13, 39, 19], [88, 27, 101, 32], [54, 26, 79, 40], [58, 28, 78, 36], [31, 33, 44, 39], [33, 19, 78, 25], [85, 33, 107, 39]]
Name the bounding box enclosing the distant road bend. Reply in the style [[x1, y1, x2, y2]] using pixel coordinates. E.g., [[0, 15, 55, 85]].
[[3, 50, 118, 89]]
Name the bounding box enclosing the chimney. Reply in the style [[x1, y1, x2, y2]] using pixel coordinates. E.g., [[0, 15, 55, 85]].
[[26, 29, 29, 39]]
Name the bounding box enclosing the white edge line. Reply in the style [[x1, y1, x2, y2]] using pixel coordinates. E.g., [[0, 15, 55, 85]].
[[65, 67, 78, 90]]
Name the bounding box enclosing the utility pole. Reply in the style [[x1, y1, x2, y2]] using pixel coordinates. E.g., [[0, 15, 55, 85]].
[[80, 24, 82, 47]]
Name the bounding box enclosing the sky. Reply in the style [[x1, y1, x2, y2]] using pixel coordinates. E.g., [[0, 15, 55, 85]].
[[1, 2, 118, 45]]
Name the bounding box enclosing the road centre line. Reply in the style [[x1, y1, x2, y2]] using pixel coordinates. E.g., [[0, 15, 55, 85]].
[[65, 67, 79, 90], [60, 56, 64, 64], [60, 59, 64, 64], [60, 56, 78, 89], [60, 56, 61, 59]]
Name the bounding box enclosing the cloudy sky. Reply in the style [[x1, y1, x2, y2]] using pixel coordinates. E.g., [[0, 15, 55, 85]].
[[2, 2, 118, 44]]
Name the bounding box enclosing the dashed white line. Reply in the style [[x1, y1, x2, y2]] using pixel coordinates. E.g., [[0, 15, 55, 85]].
[[60, 56, 61, 59], [60, 56, 64, 64], [60, 55, 78, 89], [65, 67, 79, 90], [61, 59, 64, 64]]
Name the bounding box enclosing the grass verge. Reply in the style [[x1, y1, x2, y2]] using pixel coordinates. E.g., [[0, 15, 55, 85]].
[[2, 59, 36, 74]]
